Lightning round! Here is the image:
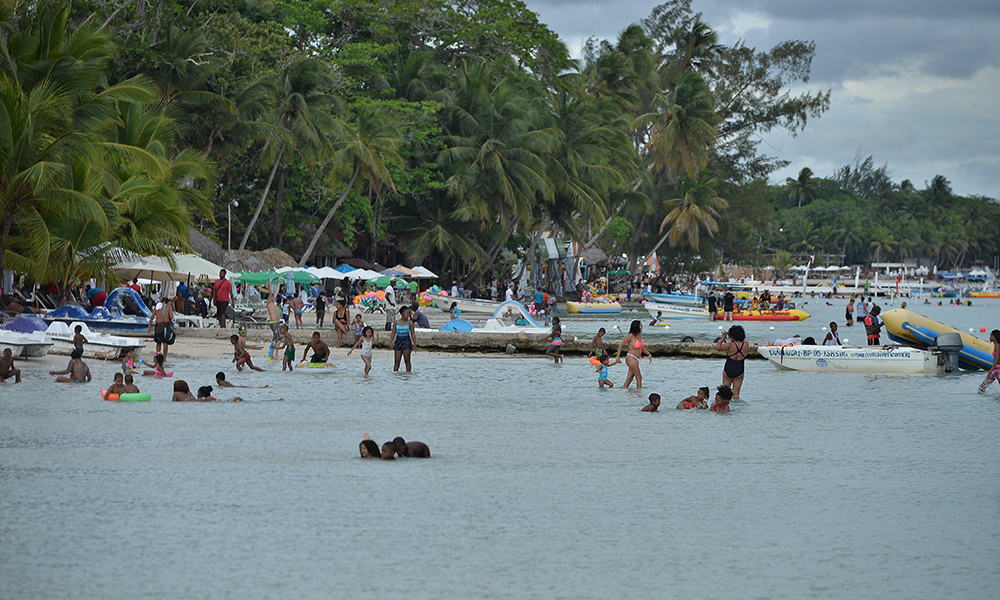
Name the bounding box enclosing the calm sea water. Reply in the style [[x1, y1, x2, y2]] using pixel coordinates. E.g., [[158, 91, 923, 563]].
[[2, 299, 999, 599]]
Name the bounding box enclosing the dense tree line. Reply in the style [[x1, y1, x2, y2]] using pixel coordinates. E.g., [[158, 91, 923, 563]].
[[2, 0, 995, 296]]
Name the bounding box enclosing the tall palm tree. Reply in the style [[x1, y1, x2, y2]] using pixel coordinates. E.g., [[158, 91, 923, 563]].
[[868, 226, 897, 266], [789, 217, 818, 253], [396, 194, 486, 269], [787, 167, 817, 208], [639, 70, 720, 182], [298, 104, 404, 266], [437, 61, 557, 271], [647, 170, 727, 258], [236, 58, 341, 259]]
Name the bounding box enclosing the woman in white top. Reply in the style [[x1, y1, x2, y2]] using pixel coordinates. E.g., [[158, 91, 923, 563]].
[[822, 321, 842, 345]]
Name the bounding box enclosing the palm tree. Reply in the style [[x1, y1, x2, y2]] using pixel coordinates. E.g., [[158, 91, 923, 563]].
[[868, 226, 897, 266], [773, 250, 794, 279], [789, 217, 818, 253], [298, 104, 404, 267], [235, 58, 341, 259], [646, 170, 727, 258], [396, 194, 486, 269], [639, 70, 720, 182], [584, 24, 658, 116], [926, 175, 952, 206], [787, 167, 817, 208], [437, 61, 557, 271]]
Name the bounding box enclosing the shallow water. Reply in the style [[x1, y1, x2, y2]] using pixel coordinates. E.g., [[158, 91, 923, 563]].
[[2, 301, 1000, 599]]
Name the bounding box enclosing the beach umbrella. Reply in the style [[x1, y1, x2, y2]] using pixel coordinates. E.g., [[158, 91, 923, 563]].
[[114, 259, 185, 282], [285, 271, 294, 296], [368, 275, 409, 289], [233, 271, 281, 285], [408, 266, 438, 278], [379, 268, 409, 278]]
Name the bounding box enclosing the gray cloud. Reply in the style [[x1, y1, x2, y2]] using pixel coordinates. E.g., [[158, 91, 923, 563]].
[[523, 0, 1000, 197]]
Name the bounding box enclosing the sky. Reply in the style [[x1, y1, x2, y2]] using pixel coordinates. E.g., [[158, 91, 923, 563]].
[[524, 0, 1000, 199]]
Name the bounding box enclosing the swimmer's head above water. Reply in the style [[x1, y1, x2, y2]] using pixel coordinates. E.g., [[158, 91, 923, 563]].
[[360, 439, 380, 458], [381, 442, 397, 460]]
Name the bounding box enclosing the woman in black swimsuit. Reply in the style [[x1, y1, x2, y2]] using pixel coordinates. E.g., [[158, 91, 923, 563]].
[[714, 325, 747, 400]]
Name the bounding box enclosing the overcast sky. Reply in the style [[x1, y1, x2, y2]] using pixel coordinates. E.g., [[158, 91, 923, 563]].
[[525, 0, 1000, 199]]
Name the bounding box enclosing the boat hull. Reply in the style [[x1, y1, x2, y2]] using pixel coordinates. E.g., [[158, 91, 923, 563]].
[[45, 322, 145, 359], [426, 293, 502, 314], [758, 345, 943, 373], [644, 303, 709, 319], [642, 292, 704, 307], [566, 301, 622, 314]]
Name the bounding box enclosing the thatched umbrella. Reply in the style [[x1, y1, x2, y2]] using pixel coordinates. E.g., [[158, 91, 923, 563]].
[[581, 247, 610, 267]]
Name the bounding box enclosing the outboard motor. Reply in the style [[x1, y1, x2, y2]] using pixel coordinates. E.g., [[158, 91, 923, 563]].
[[934, 332, 964, 373]]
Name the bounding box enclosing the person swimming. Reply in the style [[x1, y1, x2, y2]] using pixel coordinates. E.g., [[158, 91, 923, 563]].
[[711, 385, 733, 412], [392, 436, 431, 458], [677, 387, 710, 410], [641, 393, 661, 412]]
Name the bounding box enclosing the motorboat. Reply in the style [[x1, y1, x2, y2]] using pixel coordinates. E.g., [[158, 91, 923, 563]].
[[42, 288, 152, 332], [642, 291, 704, 307], [644, 302, 710, 320], [45, 321, 145, 359], [566, 299, 622, 314], [758, 344, 945, 373], [0, 317, 53, 357], [0, 330, 52, 358], [428, 301, 550, 335], [426, 292, 503, 314], [882, 308, 993, 371]]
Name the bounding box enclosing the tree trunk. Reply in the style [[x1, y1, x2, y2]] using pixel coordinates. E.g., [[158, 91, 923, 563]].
[[298, 164, 361, 267], [0, 208, 14, 276], [515, 215, 551, 280], [625, 214, 647, 273], [271, 167, 287, 247], [236, 147, 283, 261], [641, 228, 672, 271]]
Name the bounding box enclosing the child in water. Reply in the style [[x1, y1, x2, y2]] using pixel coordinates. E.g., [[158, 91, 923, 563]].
[[711, 385, 733, 412], [978, 329, 1000, 394], [274, 324, 295, 372], [172, 380, 195, 402], [142, 353, 168, 377], [348, 325, 378, 375], [546, 317, 564, 363], [103, 373, 126, 400], [122, 374, 140, 394], [590, 328, 606, 358], [50, 349, 91, 383], [121, 350, 142, 374], [596, 353, 618, 388], [231, 334, 265, 372], [676, 387, 710, 410], [641, 393, 661, 412]]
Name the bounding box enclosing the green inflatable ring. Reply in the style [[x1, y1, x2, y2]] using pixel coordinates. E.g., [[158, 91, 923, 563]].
[[118, 393, 151, 402]]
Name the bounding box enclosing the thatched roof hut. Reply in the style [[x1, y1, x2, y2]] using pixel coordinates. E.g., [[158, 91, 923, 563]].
[[581, 247, 610, 267], [186, 227, 225, 265], [223, 248, 298, 272]]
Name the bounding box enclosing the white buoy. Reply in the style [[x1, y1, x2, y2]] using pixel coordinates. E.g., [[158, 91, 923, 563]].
[[718, 325, 724, 330], [843, 338, 849, 343], [664, 324, 670, 329], [969, 328, 975, 333], [822, 326, 827, 331], [769, 326, 775, 330]]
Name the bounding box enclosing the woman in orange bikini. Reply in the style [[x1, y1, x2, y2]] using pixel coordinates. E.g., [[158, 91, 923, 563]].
[[615, 319, 652, 389], [715, 324, 747, 399]]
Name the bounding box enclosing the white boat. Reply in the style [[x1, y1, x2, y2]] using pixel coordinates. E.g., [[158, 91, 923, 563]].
[[0, 330, 53, 357], [642, 291, 705, 307], [45, 322, 145, 359], [757, 344, 944, 373], [425, 292, 503, 314], [422, 301, 551, 335], [644, 302, 710, 320]]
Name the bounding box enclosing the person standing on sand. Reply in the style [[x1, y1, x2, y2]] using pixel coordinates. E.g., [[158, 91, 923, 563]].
[[384, 278, 398, 332], [266, 290, 281, 343], [211, 269, 233, 329]]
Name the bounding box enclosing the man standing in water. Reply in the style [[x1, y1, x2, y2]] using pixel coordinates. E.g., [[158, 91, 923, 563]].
[[211, 269, 233, 329], [864, 305, 883, 346], [384, 278, 397, 332]]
